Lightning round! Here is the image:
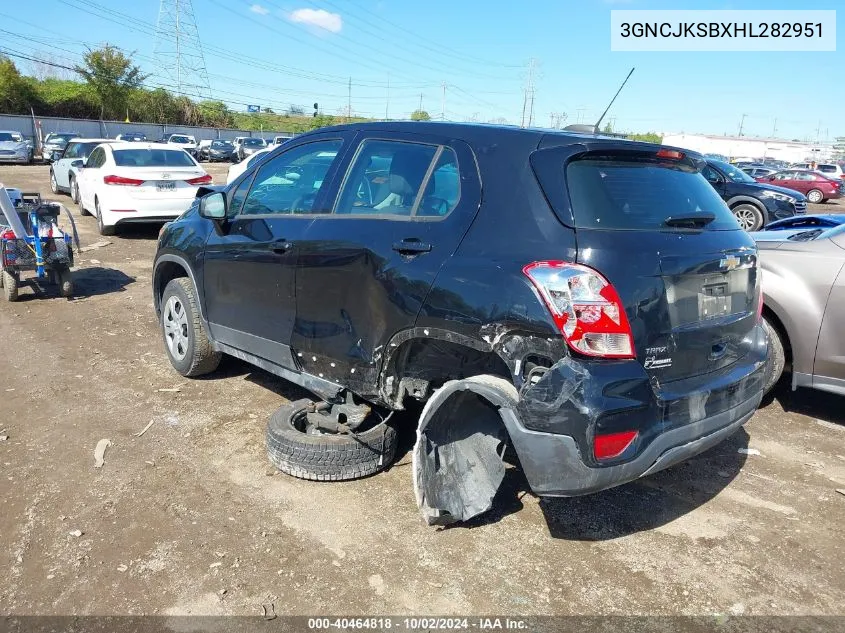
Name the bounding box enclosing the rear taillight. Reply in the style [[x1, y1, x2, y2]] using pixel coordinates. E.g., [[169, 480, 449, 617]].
[[594, 430, 638, 460], [103, 175, 144, 186], [186, 174, 213, 185], [523, 261, 635, 359]]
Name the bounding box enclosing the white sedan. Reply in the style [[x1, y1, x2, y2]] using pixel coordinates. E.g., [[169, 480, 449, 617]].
[[226, 147, 273, 184], [76, 143, 212, 236]]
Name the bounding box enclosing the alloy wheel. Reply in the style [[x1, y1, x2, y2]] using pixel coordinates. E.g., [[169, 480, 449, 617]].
[[163, 295, 190, 361]]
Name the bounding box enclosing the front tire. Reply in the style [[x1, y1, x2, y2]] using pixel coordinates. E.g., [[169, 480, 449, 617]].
[[3, 270, 18, 302], [49, 170, 58, 194], [807, 189, 824, 204], [70, 176, 84, 210], [732, 203, 765, 232], [95, 198, 115, 236], [763, 316, 786, 395], [160, 278, 221, 377]]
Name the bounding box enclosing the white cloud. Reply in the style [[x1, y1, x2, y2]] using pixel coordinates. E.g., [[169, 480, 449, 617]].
[[250, 4, 269, 15], [288, 8, 342, 33]]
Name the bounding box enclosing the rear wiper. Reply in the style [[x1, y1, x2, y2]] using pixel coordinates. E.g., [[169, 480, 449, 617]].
[[663, 212, 716, 228], [787, 228, 824, 241]]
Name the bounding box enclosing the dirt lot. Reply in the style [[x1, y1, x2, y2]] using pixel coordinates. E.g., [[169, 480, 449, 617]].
[[1, 163, 844, 618]]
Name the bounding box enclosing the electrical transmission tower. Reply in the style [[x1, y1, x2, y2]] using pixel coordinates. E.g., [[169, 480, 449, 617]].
[[521, 58, 538, 128], [154, 0, 211, 98]]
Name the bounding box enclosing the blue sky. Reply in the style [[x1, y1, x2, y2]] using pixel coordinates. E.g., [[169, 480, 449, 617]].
[[3, 0, 842, 141]]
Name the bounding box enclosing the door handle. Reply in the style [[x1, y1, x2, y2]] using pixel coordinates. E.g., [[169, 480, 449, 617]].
[[392, 238, 432, 255], [270, 239, 292, 254]]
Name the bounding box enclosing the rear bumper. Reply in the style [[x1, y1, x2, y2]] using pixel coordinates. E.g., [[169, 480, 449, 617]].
[[506, 323, 768, 497], [503, 386, 760, 496], [0, 155, 30, 164], [100, 195, 196, 226]]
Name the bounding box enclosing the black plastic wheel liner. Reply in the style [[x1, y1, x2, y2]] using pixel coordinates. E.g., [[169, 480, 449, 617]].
[[412, 376, 518, 526]]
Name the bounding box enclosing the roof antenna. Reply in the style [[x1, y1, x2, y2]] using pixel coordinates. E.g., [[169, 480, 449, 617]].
[[593, 67, 635, 134], [564, 67, 635, 135]]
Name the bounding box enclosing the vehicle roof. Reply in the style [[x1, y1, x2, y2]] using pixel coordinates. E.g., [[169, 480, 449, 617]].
[[68, 138, 115, 143], [103, 142, 193, 150]]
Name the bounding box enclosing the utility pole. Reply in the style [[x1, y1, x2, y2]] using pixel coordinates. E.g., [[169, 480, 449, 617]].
[[576, 107, 586, 124], [441, 81, 446, 121], [385, 73, 389, 120], [419, 93, 423, 112], [738, 113, 747, 137], [347, 76, 352, 122], [772, 118, 778, 137]]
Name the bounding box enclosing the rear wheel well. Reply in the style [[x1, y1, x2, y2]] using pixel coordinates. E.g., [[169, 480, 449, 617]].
[[762, 305, 792, 370], [381, 338, 512, 409], [154, 261, 190, 315]]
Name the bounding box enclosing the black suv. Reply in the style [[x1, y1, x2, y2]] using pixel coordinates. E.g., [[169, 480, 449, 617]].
[[703, 159, 807, 232], [153, 123, 768, 525]]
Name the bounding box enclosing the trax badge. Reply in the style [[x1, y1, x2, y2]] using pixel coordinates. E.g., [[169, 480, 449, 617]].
[[720, 255, 740, 271]]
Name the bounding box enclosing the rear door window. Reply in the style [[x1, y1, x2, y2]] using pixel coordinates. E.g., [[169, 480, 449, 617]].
[[565, 154, 738, 231]]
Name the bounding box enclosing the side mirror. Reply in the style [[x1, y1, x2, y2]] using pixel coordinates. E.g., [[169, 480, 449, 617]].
[[199, 192, 227, 220], [71, 159, 84, 169]]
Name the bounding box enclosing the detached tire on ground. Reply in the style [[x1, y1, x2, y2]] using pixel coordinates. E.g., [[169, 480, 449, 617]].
[[267, 399, 398, 481]]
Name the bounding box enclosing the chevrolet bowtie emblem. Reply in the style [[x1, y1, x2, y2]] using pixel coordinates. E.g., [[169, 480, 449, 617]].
[[720, 255, 740, 271]]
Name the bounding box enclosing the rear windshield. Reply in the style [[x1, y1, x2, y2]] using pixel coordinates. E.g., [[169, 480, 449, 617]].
[[244, 138, 265, 147], [817, 165, 837, 173], [566, 156, 739, 231], [113, 149, 196, 167]]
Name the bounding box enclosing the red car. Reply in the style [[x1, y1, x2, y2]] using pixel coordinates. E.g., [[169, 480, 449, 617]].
[[756, 169, 844, 203]]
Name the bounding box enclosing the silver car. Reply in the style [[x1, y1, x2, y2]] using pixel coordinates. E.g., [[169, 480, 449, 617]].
[[0, 130, 32, 164], [755, 222, 845, 396]]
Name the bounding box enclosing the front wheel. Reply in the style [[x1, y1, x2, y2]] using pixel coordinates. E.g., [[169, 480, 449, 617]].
[[806, 189, 824, 204], [2, 270, 18, 301], [70, 176, 84, 210], [160, 278, 221, 377], [762, 316, 786, 395], [732, 203, 765, 232], [49, 170, 58, 194]]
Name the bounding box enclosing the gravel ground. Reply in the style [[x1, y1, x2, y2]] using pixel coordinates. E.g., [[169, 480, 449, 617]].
[[0, 164, 844, 618]]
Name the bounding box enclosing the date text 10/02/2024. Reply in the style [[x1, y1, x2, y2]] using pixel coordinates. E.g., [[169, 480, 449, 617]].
[[307, 617, 529, 630]]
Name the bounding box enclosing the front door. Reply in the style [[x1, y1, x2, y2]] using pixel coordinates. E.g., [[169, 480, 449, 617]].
[[202, 136, 349, 369], [78, 146, 106, 211], [291, 132, 480, 390]]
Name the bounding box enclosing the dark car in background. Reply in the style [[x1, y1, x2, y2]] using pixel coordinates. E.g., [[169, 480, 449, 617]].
[[42, 132, 80, 159], [200, 139, 235, 162], [115, 132, 147, 142], [741, 165, 777, 179], [152, 122, 767, 525], [756, 170, 843, 204], [703, 159, 806, 232], [236, 137, 266, 162]]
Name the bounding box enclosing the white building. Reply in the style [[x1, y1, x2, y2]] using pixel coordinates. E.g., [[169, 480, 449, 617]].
[[662, 133, 834, 163]]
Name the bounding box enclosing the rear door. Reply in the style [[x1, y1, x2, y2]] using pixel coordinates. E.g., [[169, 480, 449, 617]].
[[533, 143, 760, 384], [78, 146, 106, 210], [202, 134, 352, 369], [291, 131, 480, 387]]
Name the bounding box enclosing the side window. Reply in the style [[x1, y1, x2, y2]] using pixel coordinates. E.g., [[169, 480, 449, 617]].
[[417, 147, 460, 217], [335, 140, 437, 216], [795, 172, 815, 181], [64, 143, 80, 159], [240, 140, 342, 216], [87, 148, 105, 168], [772, 171, 792, 181], [702, 165, 720, 183], [229, 175, 252, 217]]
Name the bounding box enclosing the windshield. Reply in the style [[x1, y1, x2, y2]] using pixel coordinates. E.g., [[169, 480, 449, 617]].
[[0, 132, 21, 142], [565, 155, 739, 231], [711, 160, 757, 183], [244, 139, 265, 147], [212, 141, 233, 148], [113, 149, 197, 167], [169, 136, 192, 144], [48, 134, 78, 143]]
